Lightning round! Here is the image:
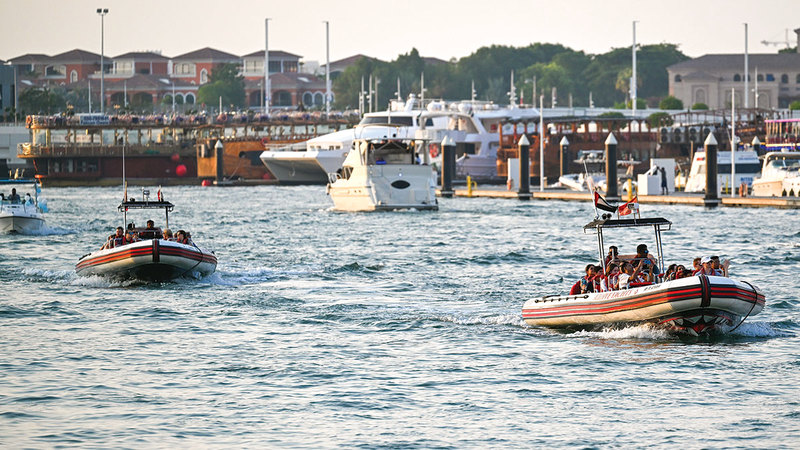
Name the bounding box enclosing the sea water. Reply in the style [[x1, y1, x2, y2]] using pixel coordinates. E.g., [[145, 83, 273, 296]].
[[1, 186, 798, 447]]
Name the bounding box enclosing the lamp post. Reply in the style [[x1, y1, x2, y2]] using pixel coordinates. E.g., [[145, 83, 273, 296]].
[[324, 20, 331, 117], [96, 8, 109, 114]]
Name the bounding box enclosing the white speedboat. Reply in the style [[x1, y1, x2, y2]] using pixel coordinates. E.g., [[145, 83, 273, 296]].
[[684, 149, 761, 193], [76, 190, 216, 281], [0, 182, 47, 234], [326, 138, 438, 212], [260, 96, 447, 184], [751, 151, 800, 197], [522, 216, 765, 336]]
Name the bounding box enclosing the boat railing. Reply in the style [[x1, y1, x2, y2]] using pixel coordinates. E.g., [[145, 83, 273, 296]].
[[18, 142, 196, 158]]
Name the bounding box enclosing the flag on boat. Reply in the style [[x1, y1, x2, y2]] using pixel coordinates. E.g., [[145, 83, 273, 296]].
[[618, 196, 639, 216], [157, 186, 163, 202], [593, 191, 617, 213]]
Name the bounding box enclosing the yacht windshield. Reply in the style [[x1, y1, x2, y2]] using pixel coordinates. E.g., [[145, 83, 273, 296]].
[[359, 116, 414, 126]]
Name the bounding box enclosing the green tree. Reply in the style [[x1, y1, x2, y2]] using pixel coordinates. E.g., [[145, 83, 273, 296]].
[[789, 100, 800, 111], [647, 111, 673, 128], [659, 95, 683, 110], [18, 87, 66, 115], [691, 102, 709, 110], [197, 63, 245, 109]]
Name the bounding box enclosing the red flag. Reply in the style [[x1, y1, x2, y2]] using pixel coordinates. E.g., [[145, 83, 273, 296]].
[[157, 186, 163, 202], [618, 196, 639, 216], [594, 191, 617, 213]]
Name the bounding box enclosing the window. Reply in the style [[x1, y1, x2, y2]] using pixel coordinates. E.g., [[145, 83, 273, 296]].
[[733, 74, 741, 82], [757, 73, 763, 82], [175, 63, 195, 75], [782, 74, 789, 83], [115, 61, 133, 74], [284, 61, 298, 73], [303, 92, 313, 105], [268, 61, 281, 73], [245, 59, 263, 73], [185, 94, 195, 104], [45, 65, 65, 77], [70, 70, 78, 83], [796, 74, 800, 84], [766, 74, 775, 82], [674, 74, 682, 82], [200, 69, 208, 84]]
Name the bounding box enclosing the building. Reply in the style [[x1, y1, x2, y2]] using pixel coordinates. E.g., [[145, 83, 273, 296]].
[[668, 28, 800, 109], [241, 50, 326, 108], [170, 47, 240, 86]]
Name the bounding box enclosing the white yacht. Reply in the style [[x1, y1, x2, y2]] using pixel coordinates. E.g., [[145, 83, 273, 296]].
[[326, 138, 437, 212], [684, 149, 761, 194], [0, 183, 47, 234], [751, 151, 800, 197], [260, 96, 445, 184]]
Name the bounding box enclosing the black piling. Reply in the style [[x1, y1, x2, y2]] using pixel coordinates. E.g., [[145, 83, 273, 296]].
[[215, 139, 224, 184], [704, 132, 720, 207], [559, 136, 569, 178], [518, 134, 531, 200], [440, 135, 455, 198], [605, 133, 619, 201]]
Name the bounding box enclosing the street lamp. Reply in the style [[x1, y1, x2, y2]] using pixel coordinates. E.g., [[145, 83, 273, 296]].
[[96, 8, 109, 114]]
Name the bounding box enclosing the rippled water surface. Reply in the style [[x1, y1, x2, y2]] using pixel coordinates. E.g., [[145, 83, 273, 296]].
[[1, 185, 799, 447]]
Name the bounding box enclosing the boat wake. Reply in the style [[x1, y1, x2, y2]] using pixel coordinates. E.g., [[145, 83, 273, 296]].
[[27, 225, 76, 236], [433, 312, 525, 328]]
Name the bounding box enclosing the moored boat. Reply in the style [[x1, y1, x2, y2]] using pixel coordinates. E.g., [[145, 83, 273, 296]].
[[522, 216, 765, 335], [0, 182, 47, 234], [326, 137, 438, 212], [75, 190, 216, 281]]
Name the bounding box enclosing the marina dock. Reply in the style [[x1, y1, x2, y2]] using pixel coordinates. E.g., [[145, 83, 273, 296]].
[[439, 187, 800, 209]]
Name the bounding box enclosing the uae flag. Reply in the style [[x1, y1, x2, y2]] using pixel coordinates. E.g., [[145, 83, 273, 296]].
[[594, 191, 617, 213], [618, 197, 639, 216]]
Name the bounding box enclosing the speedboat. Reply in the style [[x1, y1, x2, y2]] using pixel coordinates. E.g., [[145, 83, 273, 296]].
[[684, 149, 761, 194], [751, 151, 800, 197], [522, 216, 765, 335], [0, 182, 47, 234], [326, 137, 438, 212], [75, 189, 216, 281]]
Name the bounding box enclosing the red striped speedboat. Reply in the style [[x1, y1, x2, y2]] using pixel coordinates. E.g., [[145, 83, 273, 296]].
[[76, 238, 217, 281], [522, 214, 765, 335], [75, 191, 217, 281], [522, 275, 764, 335]]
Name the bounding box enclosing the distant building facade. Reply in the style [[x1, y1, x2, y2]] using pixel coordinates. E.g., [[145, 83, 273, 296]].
[[667, 28, 800, 109]]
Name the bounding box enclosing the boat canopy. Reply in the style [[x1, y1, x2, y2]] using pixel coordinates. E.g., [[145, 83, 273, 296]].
[[118, 200, 175, 229]]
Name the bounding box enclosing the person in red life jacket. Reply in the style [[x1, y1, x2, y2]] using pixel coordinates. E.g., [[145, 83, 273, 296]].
[[578, 264, 599, 294], [695, 256, 717, 276], [604, 246, 619, 269], [102, 227, 125, 249], [617, 261, 646, 290], [691, 257, 702, 275], [175, 230, 188, 245], [601, 263, 621, 291]]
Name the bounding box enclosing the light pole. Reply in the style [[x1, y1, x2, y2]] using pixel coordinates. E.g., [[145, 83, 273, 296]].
[[324, 20, 331, 117], [96, 8, 109, 114]]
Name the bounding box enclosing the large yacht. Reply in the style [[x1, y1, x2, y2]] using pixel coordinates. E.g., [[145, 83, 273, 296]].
[[259, 96, 446, 184]]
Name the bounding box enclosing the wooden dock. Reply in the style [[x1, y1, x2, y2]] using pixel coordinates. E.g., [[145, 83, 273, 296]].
[[438, 188, 800, 209]]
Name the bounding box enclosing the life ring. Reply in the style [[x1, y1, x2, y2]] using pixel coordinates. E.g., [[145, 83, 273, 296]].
[[261, 137, 270, 147], [429, 143, 440, 158]]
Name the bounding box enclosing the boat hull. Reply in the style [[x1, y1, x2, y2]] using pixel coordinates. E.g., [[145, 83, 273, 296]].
[[259, 149, 348, 184], [76, 239, 217, 281], [522, 275, 764, 335], [0, 206, 45, 234], [328, 165, 438, 212]]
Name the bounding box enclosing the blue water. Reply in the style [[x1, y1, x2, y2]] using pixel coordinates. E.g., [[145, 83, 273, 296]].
[[1, 186, 798, 447]]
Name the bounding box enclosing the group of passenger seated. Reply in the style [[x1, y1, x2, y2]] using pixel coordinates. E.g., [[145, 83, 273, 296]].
[[101, 219, 193, 249], [0, 188, 30, 205], [571, 244, 730, 295]]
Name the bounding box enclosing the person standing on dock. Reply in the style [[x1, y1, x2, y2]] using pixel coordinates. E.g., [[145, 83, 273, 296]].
[[659, 167, 668, 195]]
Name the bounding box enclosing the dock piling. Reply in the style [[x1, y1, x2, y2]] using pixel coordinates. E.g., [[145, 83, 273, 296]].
[[440, 135, 455, 198], [605, 133, 619, 201], [518, 135, 531, 200], [704, 132, 720, 207], [214, 139, 224, 184], [559, 136, 569, 178]]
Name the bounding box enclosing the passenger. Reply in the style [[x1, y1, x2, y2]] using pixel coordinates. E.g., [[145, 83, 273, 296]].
[[175, 230, 188, 244], [633, 244, 659, 274], [125, 230, 140, 244], [604, 246, 619, 268], [695, 256, 717, 276], [184, 231, 193, 245], [0, 193, 5, 203], [710, 256, 729, 277], [663, 264, 677, 282], [162, 228, 174, 241], [601, 263, 620, 291], [579, 264, 598, 294], [672, 265, 688, 280], [8, 188, 21, 204], [691, 257, 702, 275], [24, 193, 33, 205], [140, 219, 158, 239], [103, 226, 126, 249]]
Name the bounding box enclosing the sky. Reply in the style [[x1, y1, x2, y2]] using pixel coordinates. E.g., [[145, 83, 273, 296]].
[[1, 0, 798, 65]]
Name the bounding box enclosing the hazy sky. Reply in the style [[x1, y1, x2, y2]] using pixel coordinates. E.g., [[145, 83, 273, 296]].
[[1, 0, 798, 64]]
